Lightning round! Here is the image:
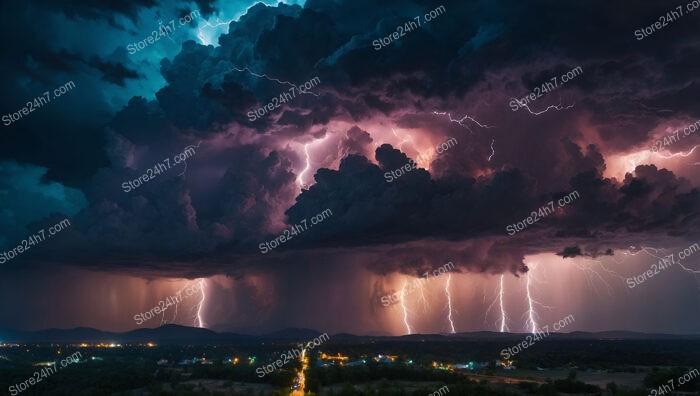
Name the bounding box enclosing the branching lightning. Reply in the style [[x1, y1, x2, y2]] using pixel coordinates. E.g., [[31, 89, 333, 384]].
[[514, 96, 575, 116], [416, 280, 430, 313], [296, 136, 328, 189], [573, 258, 627, 296], [444, 274, 456, 334], [654, 145, 700, 160], [523, 264, 553, 333], [158, 279, 207, 327], [230, 66, 319, 97], [196, 17, 236, 46], [391, 128, 418, 153], [432, 111, 492, 133], [525, 271, 538, 333], [625, 246, 700, 276]]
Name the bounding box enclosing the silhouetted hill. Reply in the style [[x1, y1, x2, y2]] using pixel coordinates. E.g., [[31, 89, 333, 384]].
[[263, 328, 322, 339], [0, 326, 697, 343]]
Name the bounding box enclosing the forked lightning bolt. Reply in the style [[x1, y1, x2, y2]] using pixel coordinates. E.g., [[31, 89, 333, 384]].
[[485, 274, 510, 332], [573, 258, 627, 296], [230, 66, 319, 97], [196, 17, 236, 46], [523, 264, 553, 333], [432, 111, 492, 133], [416, 279, 430, 313], [654, 145, 700, 161], [525, 271, 538, 333], [296, 136, 328, 189], [514, 95, 575, 116], [158, 279, 206, 327], [625, 246, 700, 275], [391, 128, 419, 153]]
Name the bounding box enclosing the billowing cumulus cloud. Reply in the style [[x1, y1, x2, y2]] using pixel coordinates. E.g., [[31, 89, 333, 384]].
[[1, 0, 699, 333]]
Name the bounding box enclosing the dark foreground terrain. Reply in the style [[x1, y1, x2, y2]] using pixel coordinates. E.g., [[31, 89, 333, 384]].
[[1, 327, 699, 395]]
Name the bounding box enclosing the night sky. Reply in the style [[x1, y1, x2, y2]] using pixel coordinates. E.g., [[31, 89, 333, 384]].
[[1, 0, 699, 336]]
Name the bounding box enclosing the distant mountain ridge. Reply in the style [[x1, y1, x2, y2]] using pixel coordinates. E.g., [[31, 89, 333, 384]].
[[0, 325, 697, 343]]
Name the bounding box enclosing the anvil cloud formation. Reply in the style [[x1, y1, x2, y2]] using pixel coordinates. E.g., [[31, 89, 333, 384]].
[[0, 0, 699, 334]]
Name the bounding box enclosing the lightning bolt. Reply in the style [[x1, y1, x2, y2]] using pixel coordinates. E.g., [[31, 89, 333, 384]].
[[296, 136, 328, 189], [654, 145, 700, 161], [399, 280, 413, 335], [196, 17, 235, 46], [229, 66, 319, 97], [498, 275, 509, 332], [177, 141, 202, 177], [655, 145, 700, 159], [488, 138, 496, 162], [194, 279, 207, 328], [523, 264, 553, 334], [514, 95, 575, 116], [157, 20, 177, 44], [573, 258, 627, 296], [485, 274, 510, 332], [416, 279, 430, 313], [444, 274, 456, 334], [627, 246, 700, 275], [525, 270, 538, 333], [432, 111, 492, 133], [391, 128, 418, 153]]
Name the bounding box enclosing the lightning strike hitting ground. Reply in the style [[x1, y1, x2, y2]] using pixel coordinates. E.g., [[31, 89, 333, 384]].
[[525, 271, 538, 333], [195, 279, 207, 328], [399, 280, 413, 335], [444, 274, 456, 334], [485, 274, 510, 332], [523, 264, 553, 333], [514, 96, 575, 116], [498, 275, 509, 332], [432, 111, 492, 133]]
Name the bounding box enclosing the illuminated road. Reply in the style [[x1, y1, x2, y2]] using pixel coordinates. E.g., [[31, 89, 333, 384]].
[[291, 348, 308, 395]]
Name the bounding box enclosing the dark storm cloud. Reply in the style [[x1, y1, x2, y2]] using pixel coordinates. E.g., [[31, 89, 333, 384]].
[[33, 0, 158, 24], [88, 58, 142, 86], [3, 0, 700, 283]]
